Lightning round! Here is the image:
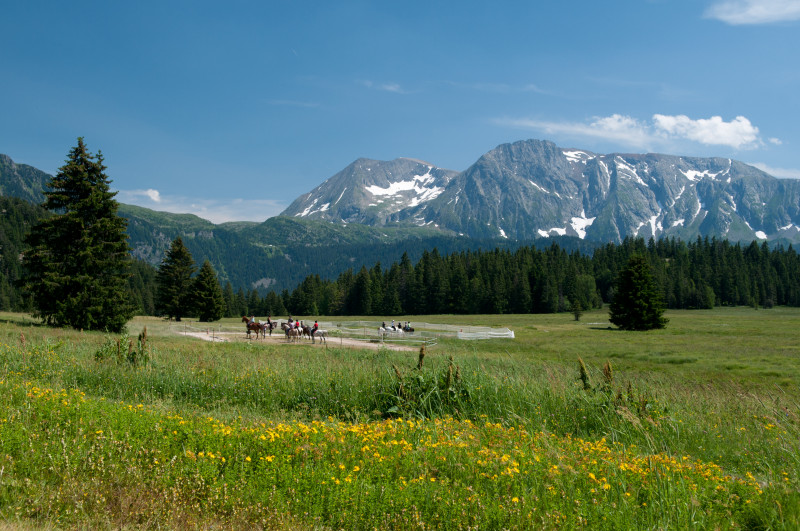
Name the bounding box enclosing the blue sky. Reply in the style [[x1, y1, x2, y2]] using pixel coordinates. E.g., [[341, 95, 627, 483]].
[[2, 0, 799, 223]]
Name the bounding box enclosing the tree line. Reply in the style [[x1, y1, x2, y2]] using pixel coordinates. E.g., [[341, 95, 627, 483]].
[[273, 236, 800, 317], [7, 139, 800, 331]]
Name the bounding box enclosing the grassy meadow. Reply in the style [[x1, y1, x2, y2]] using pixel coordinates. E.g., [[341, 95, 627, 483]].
[[1, 307, 799, 529]]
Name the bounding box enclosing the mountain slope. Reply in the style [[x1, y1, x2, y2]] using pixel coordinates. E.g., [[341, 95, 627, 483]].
[[283, 139, 800, 244], [0, 154, 49, 205], [282, 157, 459, 227]]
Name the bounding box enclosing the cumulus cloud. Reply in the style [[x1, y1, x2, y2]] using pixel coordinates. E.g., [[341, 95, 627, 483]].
[[652, 114, 761, 149], [497, 114, 653, 149], [119, 188, 162, 203], [115, 190, 287, 224], [498, 113, 764, 151], [704, 0, 800, 25]]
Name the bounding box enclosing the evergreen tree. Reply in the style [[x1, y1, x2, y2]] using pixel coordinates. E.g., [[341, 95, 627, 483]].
[[155, 237, 196, 321], [222, 282, 236, 317], [192, 260, 224, 322], [20, 138, 134, 332], [609, 255, 668, 330]]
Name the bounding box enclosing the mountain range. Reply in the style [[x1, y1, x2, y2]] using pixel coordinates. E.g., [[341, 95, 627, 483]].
[[283, 139, 800, 244], [2, 139, 799, 292]]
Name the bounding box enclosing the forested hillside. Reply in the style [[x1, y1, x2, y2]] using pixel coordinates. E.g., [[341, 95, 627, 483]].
[[3, 194, 799, 320], [0, 197, 158, 315]]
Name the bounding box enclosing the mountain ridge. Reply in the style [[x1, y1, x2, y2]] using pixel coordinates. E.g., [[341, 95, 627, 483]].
[[283, 139, 800, 244]]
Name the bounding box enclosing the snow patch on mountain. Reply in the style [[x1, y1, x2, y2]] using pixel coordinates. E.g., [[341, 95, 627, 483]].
[[635, 215, 662, 238], [680, 169, 722, 182], [615, 157, 646, 186], [563, 150, 593, 164], [570, 210, 596, 239], [365, 167, 444, 207], [529, 180, 550, 194]]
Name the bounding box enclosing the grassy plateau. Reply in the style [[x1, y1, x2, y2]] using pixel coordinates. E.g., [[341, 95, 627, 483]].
[[1, 307, 799, 529]]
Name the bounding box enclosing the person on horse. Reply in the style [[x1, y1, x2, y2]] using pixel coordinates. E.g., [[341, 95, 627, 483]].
[[312, 320, 319, 334], [248, 315, 255, 325]]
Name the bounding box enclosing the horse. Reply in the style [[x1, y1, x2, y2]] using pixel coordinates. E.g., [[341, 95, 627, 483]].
[[286, 327, 301, 343], [312, 329, 327, 343], [301, 324, 314, 340], [282, 322, 301, 342], [242, 316, 266, 339]]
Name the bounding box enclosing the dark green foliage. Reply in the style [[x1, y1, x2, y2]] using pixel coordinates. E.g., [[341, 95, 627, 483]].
[[19, 139, 134, 332], [127, 259, 157, 316], [276, 235, 800, 317], [155, 237, 196, 321], [94, 327, 151, 366], [609, 255, 668, 330], [385, 353, 471, 419], [192, 260, 224, 322], [0, 197, 48, 311]]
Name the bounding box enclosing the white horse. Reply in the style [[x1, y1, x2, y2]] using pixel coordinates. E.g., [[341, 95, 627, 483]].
[[312, 329, 327, 343]]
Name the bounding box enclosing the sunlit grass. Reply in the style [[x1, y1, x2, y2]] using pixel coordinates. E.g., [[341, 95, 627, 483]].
[[1, 308, 799, 528]]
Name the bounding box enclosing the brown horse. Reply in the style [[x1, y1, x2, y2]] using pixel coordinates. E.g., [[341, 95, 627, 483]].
[[242, 316, 266, 339], [282, 322, 301, 342]]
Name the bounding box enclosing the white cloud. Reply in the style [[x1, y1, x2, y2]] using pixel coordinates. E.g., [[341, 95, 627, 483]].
[[705, 0, 800, 25], [768, 137, 783, 145], [653, 114, 761, 149], [498, 113, 764, 151], [497, 114, 653, 149], [120, 188, 162, 203], [115, 190, 287, 223], [749, 162, 800, 179]]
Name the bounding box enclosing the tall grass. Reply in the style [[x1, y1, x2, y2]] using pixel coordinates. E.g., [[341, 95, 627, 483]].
[[1, 309, 799, 528]]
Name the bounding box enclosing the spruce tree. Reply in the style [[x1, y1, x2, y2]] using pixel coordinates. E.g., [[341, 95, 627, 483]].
[[192, 260, 224, 322], [609, 255, 668, 330], [155, 237, 196, 321], [20, 138, 133, 332]]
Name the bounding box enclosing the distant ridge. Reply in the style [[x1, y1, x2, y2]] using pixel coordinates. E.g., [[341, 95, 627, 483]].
[[283, 139, 800, 244]]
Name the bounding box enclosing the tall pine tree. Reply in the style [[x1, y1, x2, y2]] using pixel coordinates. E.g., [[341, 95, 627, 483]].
[[155, 237, 196, 321], [192, 260, 224, 322], [21, 138, 133, 332], [609, 255, 668, 330]]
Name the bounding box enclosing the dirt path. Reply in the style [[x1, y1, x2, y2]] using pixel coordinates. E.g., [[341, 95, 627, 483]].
[[179, 330, 415, 351]]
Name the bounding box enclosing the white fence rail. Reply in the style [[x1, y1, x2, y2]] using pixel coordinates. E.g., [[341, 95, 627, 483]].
[[457, 329, 515, 340]]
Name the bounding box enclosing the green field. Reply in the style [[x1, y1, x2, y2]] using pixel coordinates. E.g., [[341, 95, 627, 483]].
[[1, 308, 799, 529]]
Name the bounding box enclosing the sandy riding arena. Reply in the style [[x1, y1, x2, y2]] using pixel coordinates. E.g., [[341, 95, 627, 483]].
[[179, 329, 416, 351]]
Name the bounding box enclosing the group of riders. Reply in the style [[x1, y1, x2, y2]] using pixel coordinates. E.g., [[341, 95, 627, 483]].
[[380, 319, 414, 332], [244, 315, 413, 342], [245, 314, 322, 341]]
